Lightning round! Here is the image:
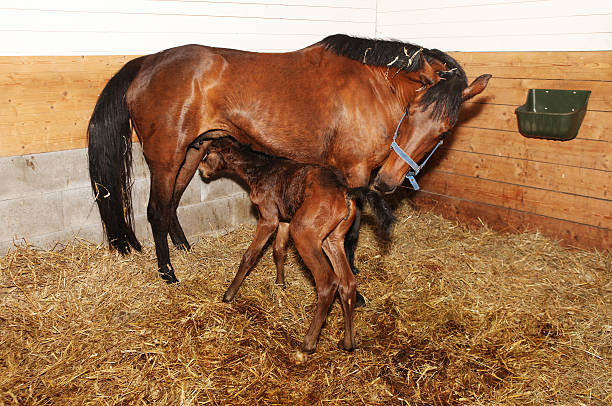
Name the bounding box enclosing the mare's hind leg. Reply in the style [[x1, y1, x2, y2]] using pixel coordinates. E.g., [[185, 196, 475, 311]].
[[169, 146, 209, 250], [147, 164, 182, 283], [272, 222, 290, 286]]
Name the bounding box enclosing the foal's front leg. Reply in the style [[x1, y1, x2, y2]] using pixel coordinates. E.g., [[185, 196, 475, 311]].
[[272, 222, 290, 286], [223, 209, 278, 302]]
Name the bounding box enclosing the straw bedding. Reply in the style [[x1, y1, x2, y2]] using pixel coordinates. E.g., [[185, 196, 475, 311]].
[[0, 196, 610, 405]]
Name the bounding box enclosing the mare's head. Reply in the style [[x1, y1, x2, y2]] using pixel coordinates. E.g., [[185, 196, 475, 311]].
[[319, 35, 491, 194], [373, 50, 490, 193]]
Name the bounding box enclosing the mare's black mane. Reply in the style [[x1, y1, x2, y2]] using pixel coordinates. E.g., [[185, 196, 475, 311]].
[[320, 34, 468, 125]]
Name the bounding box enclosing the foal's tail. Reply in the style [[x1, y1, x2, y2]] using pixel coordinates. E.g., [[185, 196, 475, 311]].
[[87, 56, 146, 254], [348, 187, 396, 239]]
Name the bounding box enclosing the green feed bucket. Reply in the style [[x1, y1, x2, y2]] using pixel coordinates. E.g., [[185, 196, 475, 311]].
[[515, 89, 590, 141]]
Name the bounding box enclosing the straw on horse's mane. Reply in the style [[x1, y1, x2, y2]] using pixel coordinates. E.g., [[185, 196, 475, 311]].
[[320, 34, 468, 125]]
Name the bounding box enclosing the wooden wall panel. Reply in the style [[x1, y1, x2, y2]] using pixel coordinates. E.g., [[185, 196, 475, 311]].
[[452, 51, 612, 81], [0, 50, 610, 250], [450, 127, 610, 171], [0, 56, 134, 156], [431, 150, 611, 200], [414, 51, 612, 251], [412, 192, 610, 251]]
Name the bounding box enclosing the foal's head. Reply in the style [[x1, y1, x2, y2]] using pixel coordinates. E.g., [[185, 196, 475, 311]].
[[198, 137, 236, 180], [198, 137, 270, 180]]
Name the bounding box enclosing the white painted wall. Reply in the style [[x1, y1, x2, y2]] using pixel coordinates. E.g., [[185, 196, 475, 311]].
[[0, 0, 609, 54], [0, 0, 376, 55], [376, 0, 612, 51]]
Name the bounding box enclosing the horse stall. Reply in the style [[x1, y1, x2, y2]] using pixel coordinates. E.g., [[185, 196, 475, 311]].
[[1, 1, 610, 405]]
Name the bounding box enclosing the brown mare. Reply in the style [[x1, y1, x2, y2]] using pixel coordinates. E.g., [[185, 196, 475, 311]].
[[88, 34, 491, 283], [197, 137, 395, 355]]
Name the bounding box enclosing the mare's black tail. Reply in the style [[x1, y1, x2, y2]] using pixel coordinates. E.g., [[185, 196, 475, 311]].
[[348, 187, 396, 239], [87, 56, 146, 254]]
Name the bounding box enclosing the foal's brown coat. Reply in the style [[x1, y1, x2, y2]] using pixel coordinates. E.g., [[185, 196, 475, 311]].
[[199, 138, 358, 354]]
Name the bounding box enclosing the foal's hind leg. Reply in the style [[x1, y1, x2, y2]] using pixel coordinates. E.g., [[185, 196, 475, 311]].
[[322, 202, 357, 351], [290, 217, 338, 355], [169, 146, 209, 250]]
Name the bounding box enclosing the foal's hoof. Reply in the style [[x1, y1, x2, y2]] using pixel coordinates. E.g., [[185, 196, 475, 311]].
[[355, 291, 366, 308], [337, 340, 355, 352], [293, 350, 311, 363]]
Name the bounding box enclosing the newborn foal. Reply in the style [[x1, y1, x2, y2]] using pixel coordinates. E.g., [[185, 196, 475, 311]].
[[199, 137, 393, 356]]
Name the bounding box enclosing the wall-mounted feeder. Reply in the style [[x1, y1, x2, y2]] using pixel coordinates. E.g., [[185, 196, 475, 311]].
[[515, 89, 590, 141]]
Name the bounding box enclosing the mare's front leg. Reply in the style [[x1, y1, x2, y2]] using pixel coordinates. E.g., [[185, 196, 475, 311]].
[[223, 206, 279, 302], [345, 206, 366, 308], [272, 222, 290, 286], [345, 202, 362, 275], [343, 167, 370, 308]]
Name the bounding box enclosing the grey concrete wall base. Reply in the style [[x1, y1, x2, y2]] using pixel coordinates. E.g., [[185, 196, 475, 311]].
[[0, 146, 256, 254]]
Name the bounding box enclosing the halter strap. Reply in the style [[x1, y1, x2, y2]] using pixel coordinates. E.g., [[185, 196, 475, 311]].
[[389, 110, 443, 191]]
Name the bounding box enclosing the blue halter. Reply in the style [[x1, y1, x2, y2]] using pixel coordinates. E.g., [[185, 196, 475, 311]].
[[389, 110, 443, 191]]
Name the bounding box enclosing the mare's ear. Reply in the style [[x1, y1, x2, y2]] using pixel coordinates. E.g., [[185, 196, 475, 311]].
[[462, 74, 492, 101], [418, 54, 440, 86]]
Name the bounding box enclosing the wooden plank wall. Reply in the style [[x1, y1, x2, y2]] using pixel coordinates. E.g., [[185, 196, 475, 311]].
[[1, 51, 610, 250], [413, 51, 611, 251], [1, 56, 133, 156]]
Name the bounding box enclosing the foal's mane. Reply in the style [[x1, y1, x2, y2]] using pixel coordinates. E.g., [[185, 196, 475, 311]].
[[319, 34, 468, 125]]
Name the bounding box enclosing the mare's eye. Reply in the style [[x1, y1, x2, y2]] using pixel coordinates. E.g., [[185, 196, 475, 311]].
[[440, 131, 450, 140]]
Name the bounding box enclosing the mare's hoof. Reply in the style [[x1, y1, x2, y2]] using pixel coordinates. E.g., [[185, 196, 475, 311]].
[[161, 273, 179, 284], [176, 242, 191, 251], [355, 291, 366, 308], [222, 291, 235, 302], [159, 265, 179, 284]]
